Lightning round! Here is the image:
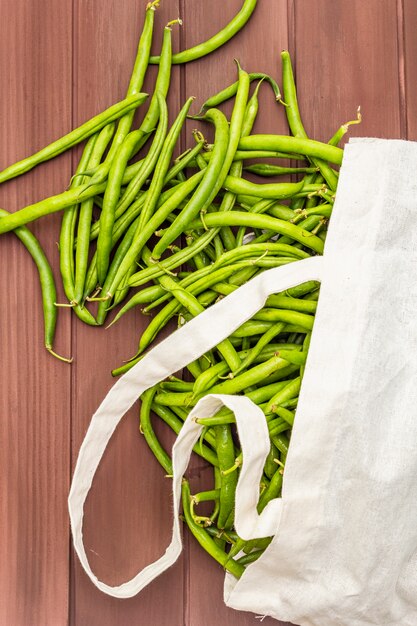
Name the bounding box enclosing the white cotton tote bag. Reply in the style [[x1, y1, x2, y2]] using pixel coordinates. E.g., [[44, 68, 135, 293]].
[[69, 138, 417, 625]]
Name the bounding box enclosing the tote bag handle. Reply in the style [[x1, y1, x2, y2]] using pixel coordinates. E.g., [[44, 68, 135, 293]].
[[68, 255, 323, 598]]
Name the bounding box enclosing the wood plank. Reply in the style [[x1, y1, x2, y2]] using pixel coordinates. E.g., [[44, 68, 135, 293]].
[[292, 0, 402, 143], [0, 1, 73, 625], [403, 0, 417, 140], [70, 2, 185, 625]]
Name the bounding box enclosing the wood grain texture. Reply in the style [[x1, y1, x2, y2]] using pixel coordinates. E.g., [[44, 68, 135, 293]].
[[291, 0, 402, 143], [403, 0, 417, 140], [0, 1, 406, 625], [0, 1, 73, 625]]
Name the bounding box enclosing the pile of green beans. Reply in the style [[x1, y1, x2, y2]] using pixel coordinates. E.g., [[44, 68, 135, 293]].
[[0, 0, 359, 575]]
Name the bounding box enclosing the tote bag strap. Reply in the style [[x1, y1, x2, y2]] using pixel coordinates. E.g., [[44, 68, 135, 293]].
[[68, 255, 324, 598]]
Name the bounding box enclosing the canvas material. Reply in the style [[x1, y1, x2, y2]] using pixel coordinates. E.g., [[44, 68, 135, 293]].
[[69, 139, 417, 625]]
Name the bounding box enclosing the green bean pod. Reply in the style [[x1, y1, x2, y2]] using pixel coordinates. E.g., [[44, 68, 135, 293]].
[[239, 135, 343, 165], [96, 94, 168, 285], [0, 209, 71, 362], [0, 93, 147, 185], [150, 0, 258, 65], [182, 480, 244, 578], [216, 424, 238, 529], [198, 71, 281, 114], [74, 123, 116, 304], [59, 133, 98, 304]]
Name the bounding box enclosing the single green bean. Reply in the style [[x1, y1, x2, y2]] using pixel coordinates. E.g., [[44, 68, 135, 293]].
[[149, 0, 257, 65], [198, 72, 281, 114], [182, 480, 244, 578], [239, 135, 343, 165], [0, 209, 72, 362], [140, 388, 172, 474], [265, 377, 301, 413], [187, 211, 324, 254], [216, 424, 238, 529], [281, 50, 338, 190], [0, 93, 147, 185], [244, 164, 317, 176]]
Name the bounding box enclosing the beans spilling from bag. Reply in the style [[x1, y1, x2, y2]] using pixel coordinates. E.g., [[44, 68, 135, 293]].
[[0, 0, 360, 572]]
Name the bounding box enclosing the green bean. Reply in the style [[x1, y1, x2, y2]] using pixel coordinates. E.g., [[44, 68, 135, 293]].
[[253, 308, 315, 330], [197, 72, 281, 115], [233, 322, 285, 375], [216, 424, 238, 529], [112, 229, 222, 294], [192, 343, 296, 397], [151, 403, 218, 467], [105, 2, 158, 161], [59, 133, 98, 304], [218, 62, 252, 250], [201, 149, 307, 163], [328, 107, 362, 146], [0, 93, 147, 185], [231, 319, 277, 338], [138, 97, 195, 232], [265, 377, 301, 413], [151, 108, 230, 260], [159, 69, 249, 259], [150, 0, 257, 65], [244, 164, 317, 177], [142, 244, 297, 313], [291, 203, 332, 224], [145, 272, 241, 371], [94, 129, 147, 276], [264, 442, 280, 479], [269, 417, 290, 437], [103, 170, 205, 308], [113, 94, 169, 221], [0, 177, 111, 235], [281, 50, 338, 190], [236, 200, 294, 245], [159, 380, 195, 392], [95, 217, 142, 324], [168, 139, 205, 182], [96, 94, 168, 285], [271, 434, 289, 461], [182, 480, 244, 578], [219, 72, 261, 250], [74, 123, 115, 304], [207, 354, 298, 396], [187, 211, 324, 254], [224, 175, 304, 198], [140, 388, 172, 474], [190, 489, 220, 527], [257, 467, 283, 513], [136, 19, 179, 142], [239, 135, 343, 165], [0, 209, 72, 362], [235, 550, 264, 566], [300, 331, 311, 380], [273, 406, 295, 427]]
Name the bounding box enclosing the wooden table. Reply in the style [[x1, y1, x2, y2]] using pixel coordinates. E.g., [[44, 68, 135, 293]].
[[1, 1, 414, 624]]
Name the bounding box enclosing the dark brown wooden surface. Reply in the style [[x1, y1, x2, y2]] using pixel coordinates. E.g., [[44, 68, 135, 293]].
[[0, 1, 410, 624]]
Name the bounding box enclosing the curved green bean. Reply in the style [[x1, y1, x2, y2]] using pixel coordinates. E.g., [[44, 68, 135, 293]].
[[149, 0, 257, 65]]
